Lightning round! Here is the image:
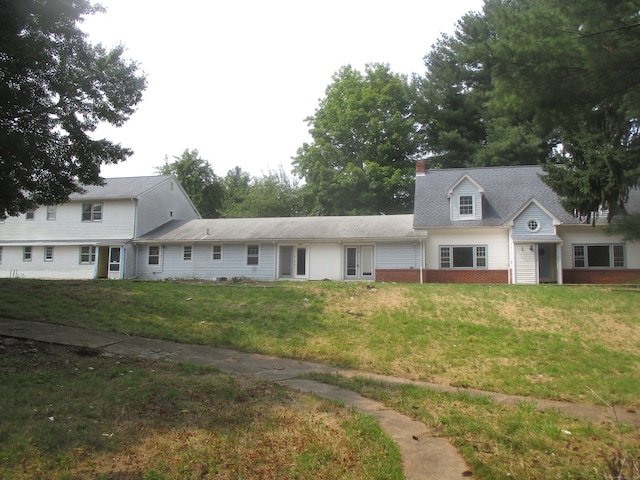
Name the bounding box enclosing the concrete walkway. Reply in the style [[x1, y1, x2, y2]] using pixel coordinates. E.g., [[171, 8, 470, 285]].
[[1, 318, 638, 478]]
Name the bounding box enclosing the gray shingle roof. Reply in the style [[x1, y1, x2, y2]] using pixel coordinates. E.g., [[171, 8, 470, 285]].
[[69, 176, 174, 201], [136, 214, 425, 243], [413, 166, 582, 228]]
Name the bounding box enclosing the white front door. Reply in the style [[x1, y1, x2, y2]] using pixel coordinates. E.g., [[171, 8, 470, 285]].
[[108, 247, 122, 279], [279, 245, 308, 279], [345, 245, 374, 280]]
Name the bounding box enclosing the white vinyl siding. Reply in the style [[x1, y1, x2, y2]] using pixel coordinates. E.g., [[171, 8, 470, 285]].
[[512, 203, 556, 236], [0, 245, 99, 279], [375, 242, 422, 270]]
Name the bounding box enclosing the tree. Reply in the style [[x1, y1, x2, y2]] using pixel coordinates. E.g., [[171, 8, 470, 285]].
[[0, 0, 147, 218], [415, 8, 549, 168], [484, 0, 640, 231], [219, 165, 303, 218], [293, 64, 420, 215], [155, 149, 223, 218]]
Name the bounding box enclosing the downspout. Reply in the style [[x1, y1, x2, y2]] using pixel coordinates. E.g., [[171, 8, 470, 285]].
[[419, 238, 424, 284]]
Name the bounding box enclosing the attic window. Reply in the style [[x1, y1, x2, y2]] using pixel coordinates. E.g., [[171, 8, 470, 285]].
[[459, 196, 474, 216], [527, 219, 540, 232]]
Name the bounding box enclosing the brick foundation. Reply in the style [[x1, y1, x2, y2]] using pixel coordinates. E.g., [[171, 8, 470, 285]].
[[424, 269, 509, 284], [375, 269, 422, 283], [562, 269, 640, 284]]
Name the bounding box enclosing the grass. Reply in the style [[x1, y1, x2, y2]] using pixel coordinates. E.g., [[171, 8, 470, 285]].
[[0, 338, 404, 479], [1, 279, 639, 479], [0, 279, 638, 406], [309, 373, 640, 480]]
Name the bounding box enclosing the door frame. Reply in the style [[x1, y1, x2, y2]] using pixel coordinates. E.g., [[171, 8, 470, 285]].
[[278, 244, 308, 279], [344, 244, 375, 280]]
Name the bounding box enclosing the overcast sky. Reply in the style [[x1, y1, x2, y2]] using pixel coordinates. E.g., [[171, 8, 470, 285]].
[[83, 0, 485, 179]]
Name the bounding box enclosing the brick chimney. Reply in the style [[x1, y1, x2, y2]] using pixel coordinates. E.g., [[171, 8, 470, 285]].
[[415, 159, 426, 176]]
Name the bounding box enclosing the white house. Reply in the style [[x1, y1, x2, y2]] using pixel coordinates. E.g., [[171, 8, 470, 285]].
[[2, 165, 638, 284], [0, 176, 200, 279], [413, 162, 640, 284], [133, 215, 427, 282]]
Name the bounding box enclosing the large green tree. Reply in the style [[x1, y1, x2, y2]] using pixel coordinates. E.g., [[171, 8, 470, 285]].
[[155, 149, 224, 218], [484, 0, 640, 232], [416, 8, 549, 168], [293, 64, 420, 215], [0, 0, 147, 218]]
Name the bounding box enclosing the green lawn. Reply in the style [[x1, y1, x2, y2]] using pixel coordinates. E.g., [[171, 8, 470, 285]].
[[1, 279, 638, 480], [1, 279, 637, 406]]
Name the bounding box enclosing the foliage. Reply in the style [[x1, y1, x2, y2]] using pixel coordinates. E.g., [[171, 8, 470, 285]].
[[0, 0, 146, 219], [293, 64, 420, 215], [482, 0, 640, 224], [220, 165, 303, 217], [155, 149, 224, 218], [415, 9, 549, 168]]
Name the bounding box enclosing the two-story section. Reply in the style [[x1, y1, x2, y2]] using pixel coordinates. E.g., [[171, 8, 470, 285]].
[[413, 162, 640, 284], [0, 176, 199, 279]]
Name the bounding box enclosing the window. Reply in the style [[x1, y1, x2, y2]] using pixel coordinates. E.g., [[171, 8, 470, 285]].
[[573, 244, 624, 268], [527, 219, 539, 232], [148, 246, 160, 265], [0, 247, 3, 264], [183, 245, 192, 261], [440, 245, 487, 269], [82, 203, 102, 222], [23, 246, 32, 261], [247, 244, 259, 265], [44, 246, 54, 262], [25, 210, 35, 220], [212, 244, 222, 261], [79, 246, 97, 264], [47, 205, 57, 220], [459, 195, 474, 216]]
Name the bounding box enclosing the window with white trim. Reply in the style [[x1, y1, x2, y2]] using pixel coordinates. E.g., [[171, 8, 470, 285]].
[[183, 245, 193, 261], [247, 244, 259, 265], [459, 195, 474, 216], [23, 246, 32, 261], [44, 246, 54, 262], [0, 246, 3, 264], [440, 245, 487, 269], [47, 205, 57, 220], [212, 244, 222, 261], [25, 209, 35, 220], [82, 203, 102, 222], [573, 244, 624, 268], [79, 246, 97, 264], [148, 246, 160, 265]]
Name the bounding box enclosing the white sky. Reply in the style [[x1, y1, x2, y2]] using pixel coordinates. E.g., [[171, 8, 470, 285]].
[[83, 0, 484, 179]]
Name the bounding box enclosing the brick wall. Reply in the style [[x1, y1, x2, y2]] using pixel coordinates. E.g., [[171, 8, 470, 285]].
[[375, 269, 422, 283], [424, 269, 509, 284], [563, 269, 640, 284]]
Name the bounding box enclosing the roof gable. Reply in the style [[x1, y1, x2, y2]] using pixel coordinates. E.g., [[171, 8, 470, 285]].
[[447, 173, 485, 198], [413, 165, 579, 228], [505, 198, 562, 227]]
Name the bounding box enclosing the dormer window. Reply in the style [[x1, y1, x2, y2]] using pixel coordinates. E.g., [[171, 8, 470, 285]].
[[459, 196, 474, 216], [448, 174, 484, 221]]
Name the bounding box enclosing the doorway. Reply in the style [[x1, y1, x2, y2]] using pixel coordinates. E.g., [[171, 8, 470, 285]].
[[279, 245, 307, 279], [344, 245, 374, 280]]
